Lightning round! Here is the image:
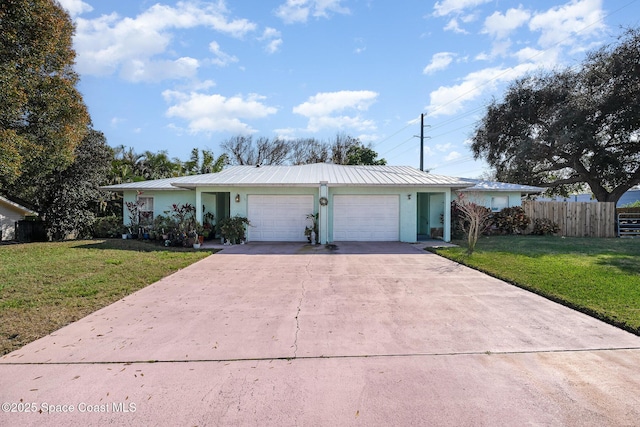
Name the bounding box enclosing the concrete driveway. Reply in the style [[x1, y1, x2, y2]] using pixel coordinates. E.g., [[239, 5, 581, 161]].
[[1, 242, 640, 426]]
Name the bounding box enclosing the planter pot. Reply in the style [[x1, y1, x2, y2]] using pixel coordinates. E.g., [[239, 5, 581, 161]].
[[122, 234, 128, 239], [143, 233, 150, 240], [193, 243, 201, 249], [198, 235, 204, 245]]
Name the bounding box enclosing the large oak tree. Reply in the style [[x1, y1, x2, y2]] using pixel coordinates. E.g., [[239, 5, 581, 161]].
[[0, 0, 90, 203], [471, 28, 640, 203]]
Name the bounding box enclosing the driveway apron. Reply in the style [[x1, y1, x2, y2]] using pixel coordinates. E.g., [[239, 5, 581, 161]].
[[1, 242, 640, 426]]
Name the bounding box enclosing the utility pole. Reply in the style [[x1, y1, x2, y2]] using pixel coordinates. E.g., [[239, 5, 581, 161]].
[[420, 113, 424, 171]]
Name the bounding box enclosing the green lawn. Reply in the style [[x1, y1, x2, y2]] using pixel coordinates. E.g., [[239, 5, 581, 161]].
[[0, 239, 215, 355], [432, 236, 640, 335]]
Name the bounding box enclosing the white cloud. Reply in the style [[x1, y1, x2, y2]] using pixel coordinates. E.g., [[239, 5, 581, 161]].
[[433, 0, 492, 17], [444, 18, 468, 34], [435, 143, 452, 152], [513, 46, 561, 67], [73, 2, 256, 81], [444, 151, 462, 161], [529, 0, 605, 48], [57, 0, 93, 17], [260, 28, 283, 54], [423, 52, 456, 74], [293, 90, 378, 132], [276, 0, 350, 24], [120, 57, 200, 83], [209, 41, 239, 67], [163, 91, 277, 135], [426, 63, 539, 117], [482, 7, 531, 39]]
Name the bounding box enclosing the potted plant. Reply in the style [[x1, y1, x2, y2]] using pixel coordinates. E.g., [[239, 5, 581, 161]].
[[216, 216, 251, 244], [304, 213, 319, 244]]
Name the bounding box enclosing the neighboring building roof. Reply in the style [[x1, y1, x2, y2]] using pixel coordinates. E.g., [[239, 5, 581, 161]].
[[101, 176, 196, 191], [457, 179, 546, 194], [0, 196, 38, 216], [102, 164, 475, 190]]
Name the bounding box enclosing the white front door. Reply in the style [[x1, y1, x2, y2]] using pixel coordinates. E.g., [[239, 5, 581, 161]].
[[247, 195, 314, 242], [333, 195, 399, 241]]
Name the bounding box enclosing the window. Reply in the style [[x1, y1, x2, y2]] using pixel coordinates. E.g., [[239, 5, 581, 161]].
[[491, 196, 508, 212], [138, 197, 154, 225]]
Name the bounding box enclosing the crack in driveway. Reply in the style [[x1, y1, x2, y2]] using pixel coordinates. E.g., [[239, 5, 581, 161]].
[[292, 261, 311, 358]]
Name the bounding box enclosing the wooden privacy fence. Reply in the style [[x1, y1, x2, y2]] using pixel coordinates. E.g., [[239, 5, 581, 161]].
[[522, 201, 616, 238]]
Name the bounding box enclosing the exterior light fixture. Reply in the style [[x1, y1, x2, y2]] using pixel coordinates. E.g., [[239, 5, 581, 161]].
[[235, 194, 240, 203], [407, 194, 412, 200]]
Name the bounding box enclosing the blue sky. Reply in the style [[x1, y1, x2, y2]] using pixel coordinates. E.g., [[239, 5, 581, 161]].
[[58, 0, 640, 178]]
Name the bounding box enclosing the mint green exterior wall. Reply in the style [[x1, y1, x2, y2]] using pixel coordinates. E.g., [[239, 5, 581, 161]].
[[123, 185, 457, 242], [122, 190, 195, 225], [454, 192, 523, 211], [325, 187, 453, 243]]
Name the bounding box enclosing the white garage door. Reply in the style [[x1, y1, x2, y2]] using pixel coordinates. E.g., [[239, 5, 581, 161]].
[[247, 195, 314, 242], [333, 195, 399, 241]]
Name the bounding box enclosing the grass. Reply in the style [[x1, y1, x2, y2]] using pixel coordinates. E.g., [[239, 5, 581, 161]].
[[432, 235, 640, 335], [0, 239, 216, 355]]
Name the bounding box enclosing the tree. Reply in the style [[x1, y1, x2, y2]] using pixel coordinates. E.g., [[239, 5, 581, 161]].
[[471, 28, 640, 203], [43, 129, 112, 240], [345, 142, 387, 165], [289, 138, 330, 164], [181, 148, 227, 175], [328, 133, 386, 165], [0, 0, 90, 191], [329, 133, 359, 164], [453, 193, 493, 255], [221, 136, 290, 165]]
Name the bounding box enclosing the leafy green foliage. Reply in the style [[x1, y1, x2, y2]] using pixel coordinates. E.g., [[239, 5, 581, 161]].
[[0, 0, 90, 189], [472, 28, 640, 204], [531, 218, 561, 235], [91, 215, 123, 238], [621, 200, 640, 208], [491, 206, 530, 234], [216, 216, 251, 244], [345, 143, 386, 165], [43, 130, 111, 240]]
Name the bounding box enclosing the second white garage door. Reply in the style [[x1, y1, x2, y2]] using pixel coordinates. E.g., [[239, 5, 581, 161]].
[[333, 195, 400, 241], [247, 195, 314, 242]]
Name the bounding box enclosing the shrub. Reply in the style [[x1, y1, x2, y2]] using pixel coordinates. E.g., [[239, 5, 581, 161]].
[[216, 216, 251, 244], [531, 218, 561, 235], [492, 206, 530, 234], [92, 215, 123, 238], [452, 197, 493, 255], [620, 200, 640, 208]]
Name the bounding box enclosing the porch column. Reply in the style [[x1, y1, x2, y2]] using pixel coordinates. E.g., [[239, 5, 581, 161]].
[[195, 188, 203, 224], [318, 181, 329, 244], [443, 189, 451, 242]]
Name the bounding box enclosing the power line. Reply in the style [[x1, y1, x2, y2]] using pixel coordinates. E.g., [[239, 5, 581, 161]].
[[377, 0, 640, 158]]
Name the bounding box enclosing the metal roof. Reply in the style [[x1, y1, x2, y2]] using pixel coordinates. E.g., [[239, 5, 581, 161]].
[[173, 164, 474, 188], [102, 164, 474, 190], [101, 176, 195, 191], [458, 179, 545, 193], [0, 196, 38, 215]]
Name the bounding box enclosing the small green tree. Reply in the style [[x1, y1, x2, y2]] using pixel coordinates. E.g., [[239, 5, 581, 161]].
[[43, 129, 111, 240]]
